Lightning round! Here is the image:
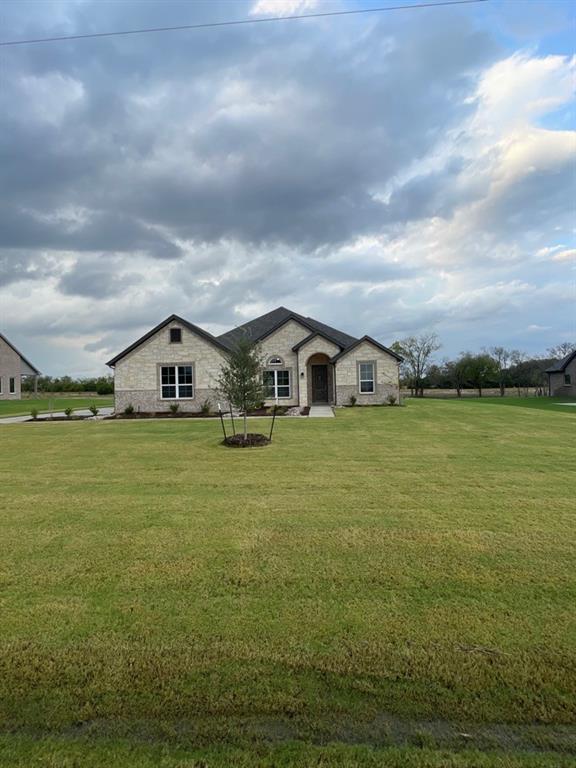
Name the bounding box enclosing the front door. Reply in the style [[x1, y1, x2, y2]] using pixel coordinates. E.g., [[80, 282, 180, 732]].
[[311, 365, 329, 403]]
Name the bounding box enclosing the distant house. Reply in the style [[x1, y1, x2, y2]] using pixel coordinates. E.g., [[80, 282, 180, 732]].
[[106, 306, 402, 413], [546, 350, 576, 397], [0, 333, 41, 400]]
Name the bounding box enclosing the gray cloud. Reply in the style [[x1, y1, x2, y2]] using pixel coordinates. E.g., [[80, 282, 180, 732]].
[[0, 0, 573, 375]]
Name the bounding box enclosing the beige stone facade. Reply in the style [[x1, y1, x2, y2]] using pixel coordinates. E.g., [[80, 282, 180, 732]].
[[259, 320, 310, 407], [109, 312, 401, 413], [334, 341, 400, 405], [114, 320, 228, 413]]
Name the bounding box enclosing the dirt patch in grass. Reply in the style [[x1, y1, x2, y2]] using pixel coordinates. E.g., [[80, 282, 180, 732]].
[[223, 433, 271, 447]]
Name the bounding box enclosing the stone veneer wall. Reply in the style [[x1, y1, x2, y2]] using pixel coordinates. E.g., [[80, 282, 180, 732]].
[[334, 341, 400, 405], [113, 321, 228, 413], [0, 337, 21, 400], [258, 320, 310, 407], [548, 356, 576, 396]]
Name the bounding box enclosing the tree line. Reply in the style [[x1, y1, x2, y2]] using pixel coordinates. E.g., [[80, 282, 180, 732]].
[[20, 339, 575, 399], [22, 375, 114, 395], [391, 337, 575, 397]]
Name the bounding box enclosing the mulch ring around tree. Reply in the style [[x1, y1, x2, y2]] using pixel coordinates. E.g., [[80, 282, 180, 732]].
[[222, 433, 271, 448]]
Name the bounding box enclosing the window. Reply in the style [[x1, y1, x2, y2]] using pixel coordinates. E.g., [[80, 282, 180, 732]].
[[170, 327, 182, 343], [9, 377, 16, 394], [565, 374, 572, 385], [263, 369, 290, 399], [358, 362, 375, 394], [267, 355, 283, 366], [161, 365, 193, 399]]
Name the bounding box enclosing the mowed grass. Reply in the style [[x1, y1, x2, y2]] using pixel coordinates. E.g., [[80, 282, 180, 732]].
[[0, 399, 574, 765], [0, 395, 113, 418]]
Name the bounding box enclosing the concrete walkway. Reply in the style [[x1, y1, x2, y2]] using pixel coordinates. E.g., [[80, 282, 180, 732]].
[[0, 407, 114, 424], [308, 405, 335, 417]]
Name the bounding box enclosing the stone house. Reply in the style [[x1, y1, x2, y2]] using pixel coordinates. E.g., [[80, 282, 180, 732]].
[[0, 333, 41, 400], [107, 307, 402, 413], [546, 349, 576, 397]]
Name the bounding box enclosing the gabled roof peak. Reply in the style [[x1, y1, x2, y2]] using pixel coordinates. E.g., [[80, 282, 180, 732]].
[[0, 332, 41, 374]]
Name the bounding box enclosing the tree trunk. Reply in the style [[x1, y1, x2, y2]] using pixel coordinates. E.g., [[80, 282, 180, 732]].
[[456, 386, 462, 397], [500, 382, 505, 397], [478, 386, 482, 397], [243, 412, 248, 439]]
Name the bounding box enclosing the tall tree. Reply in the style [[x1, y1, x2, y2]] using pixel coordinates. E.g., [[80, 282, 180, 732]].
[[444, 356, 468, 397], [487, 346, 513, 397], [461, 353, 499, 397], [217, 338, 264, 439], [392, 333, 441, 397], [548, 342, 576, 359]]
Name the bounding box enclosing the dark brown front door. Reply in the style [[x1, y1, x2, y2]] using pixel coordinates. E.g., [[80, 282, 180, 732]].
[[311, 365, 329, 403]]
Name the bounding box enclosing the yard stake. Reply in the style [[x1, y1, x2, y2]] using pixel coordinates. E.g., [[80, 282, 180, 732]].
[[217, 403, 227, 441], [229, 402, 236, 435], [269, 398, 278, 441]]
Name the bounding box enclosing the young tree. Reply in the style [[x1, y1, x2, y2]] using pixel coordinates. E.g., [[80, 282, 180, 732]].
[[487, 346, 513, 397], [392, 333, 441, 397], [217, 337, 264, 439]]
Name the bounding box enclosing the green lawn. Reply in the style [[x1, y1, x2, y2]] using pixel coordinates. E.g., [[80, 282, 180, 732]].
[[0, 399, 574, 766], [423, 395, 576, 414], [0, 395, 113, 418]]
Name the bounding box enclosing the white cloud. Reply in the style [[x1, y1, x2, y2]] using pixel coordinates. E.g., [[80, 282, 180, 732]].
[[474, 52, 575, 130], [250, 0, 319, 17]]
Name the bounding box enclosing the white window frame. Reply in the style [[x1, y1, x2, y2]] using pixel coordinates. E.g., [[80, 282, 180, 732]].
[[263, 369, 291, 399], [358, 361, 375, 394], [160, 364, 194, 400], [267, 355, 283, 366], [9, 377, 16, 394]]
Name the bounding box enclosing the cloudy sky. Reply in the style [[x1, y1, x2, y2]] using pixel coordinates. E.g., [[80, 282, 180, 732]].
[[1, 0, 574, 376]]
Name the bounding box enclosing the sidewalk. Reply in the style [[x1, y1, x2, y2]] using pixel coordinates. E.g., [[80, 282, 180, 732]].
[[0, 407, 114, 424]]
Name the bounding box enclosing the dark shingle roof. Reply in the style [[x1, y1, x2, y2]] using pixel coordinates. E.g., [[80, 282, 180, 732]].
[[330, 335, 403, 363], [106, 307, 399, 368], [106, 314, 230, 367], [546, 349, 576, 373], [216, 306, 358, 351]]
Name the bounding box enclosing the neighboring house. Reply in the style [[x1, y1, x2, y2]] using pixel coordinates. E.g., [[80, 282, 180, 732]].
[[0, 333, 41, 400], [107, 307, 402, 413], [546, 350, 576, 397]]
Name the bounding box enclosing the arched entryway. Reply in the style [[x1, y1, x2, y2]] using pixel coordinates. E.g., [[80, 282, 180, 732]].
[[307, 353, 334, 405]]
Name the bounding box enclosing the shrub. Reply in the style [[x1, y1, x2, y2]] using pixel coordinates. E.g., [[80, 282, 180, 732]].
[[386, 394, 397, 406], [89, 405, 99, 417], [124, 404, 135, 416], [64, 407, 73, 419], [169, 403, 180, 415], [30, 408, 39, 420], [349, 395, 357, 407], [200, 399, 211, 415], [268, 405, 288, 416]]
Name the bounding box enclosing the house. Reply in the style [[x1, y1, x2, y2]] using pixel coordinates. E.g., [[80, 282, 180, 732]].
[[106, 307, 402, 413], [546, 349, 576, 397], [0, 333, 41, 400]]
